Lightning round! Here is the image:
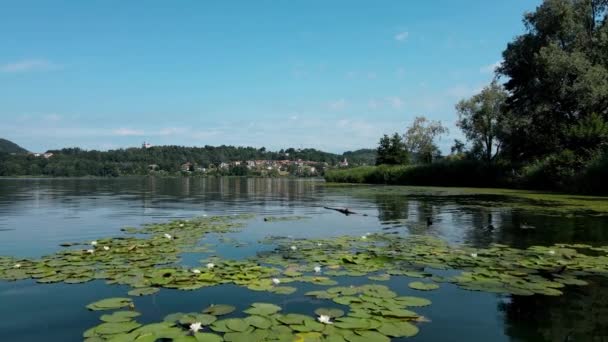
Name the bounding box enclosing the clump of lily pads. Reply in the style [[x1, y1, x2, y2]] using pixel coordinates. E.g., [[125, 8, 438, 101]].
[[83, 294, 426, 341]]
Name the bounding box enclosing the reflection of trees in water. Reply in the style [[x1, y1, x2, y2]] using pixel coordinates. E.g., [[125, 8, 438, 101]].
[[499, 277, 608, 341], [374, 195, 411, 222], [0, 178, 324, 216]]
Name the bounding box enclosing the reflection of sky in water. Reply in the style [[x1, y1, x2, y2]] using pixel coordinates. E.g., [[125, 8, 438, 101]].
[[1, 178, 608, 341]]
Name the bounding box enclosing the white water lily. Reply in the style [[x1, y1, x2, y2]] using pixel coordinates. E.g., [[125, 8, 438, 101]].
[[361, 235, 367, 240], [365, 232, 372, 236], [272, 278, 281, 285], [290, 245, 297, 251], [548, 250, 556, 255], [470, 253, 478, 258], [103, 246, 110, 251], [203, 214, 208, 217], [317, 243, 323, 247], [164, 233, 172, 239], [189, 322, 203, 333], [179, 224, 184, 227], [314, 266, 322, 273], [317, 315, 333, 324], [91, 241, 98, 246], [13, 263, 21, 268], [86, 249, 95, 254], [206, 263, 215, 269], [192, 269, 201, 274]]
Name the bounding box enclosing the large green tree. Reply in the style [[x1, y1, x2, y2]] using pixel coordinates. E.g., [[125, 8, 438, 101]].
[[456, 81, 510, 165], [404, 117, 448, 164], [375, 133, 409, 165], [499, 0, 608, 160]]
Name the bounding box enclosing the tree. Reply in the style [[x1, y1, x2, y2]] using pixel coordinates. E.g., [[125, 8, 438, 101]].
[[404, 117, 448, 164], [499, 0, 608, 160], [456, 81, 509, 165], [450, 139, 466, 155], [376, 133, 409, 165]]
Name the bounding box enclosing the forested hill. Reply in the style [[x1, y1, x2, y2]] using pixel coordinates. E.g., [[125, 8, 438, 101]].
[[0, 144, 376, 177], [0, 138, 28, 154]]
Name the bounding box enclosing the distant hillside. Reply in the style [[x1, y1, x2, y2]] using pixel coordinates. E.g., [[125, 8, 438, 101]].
[[0, 144, 375, 177], [0, 138, 28, 154], [343, 149, 376, 165]]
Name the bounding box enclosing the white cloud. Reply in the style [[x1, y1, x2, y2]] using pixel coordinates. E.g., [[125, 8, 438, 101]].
[[394, 31, 409, 42], [480, 60, 502, 74], [112, 128, 145, 136], [0, 59, 60, 73], [328, 99, 347, 110], [387, 96, 404, 109]]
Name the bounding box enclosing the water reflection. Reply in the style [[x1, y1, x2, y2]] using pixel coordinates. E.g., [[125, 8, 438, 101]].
[[2, 178, 608, 341], [500, 277, 608, 340]]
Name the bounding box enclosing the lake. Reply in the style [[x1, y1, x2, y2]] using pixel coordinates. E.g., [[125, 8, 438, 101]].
[[1, 177, 607, 341]]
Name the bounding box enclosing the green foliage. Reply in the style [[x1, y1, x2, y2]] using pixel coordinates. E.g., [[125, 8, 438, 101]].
[[0, 145, 371, 177], [0, 138, 28, 154], [499, 0, 608, 161], [375, 133, 409, 166], [456, 81, 510, 165], [404, 117, 448, 164], [325, 161, 499, 187]]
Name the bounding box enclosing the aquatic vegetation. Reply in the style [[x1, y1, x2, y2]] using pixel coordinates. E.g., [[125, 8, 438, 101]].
[[83, 297, 425, 341], [3, 214, 608, 341], [263, 216, 311, 222]]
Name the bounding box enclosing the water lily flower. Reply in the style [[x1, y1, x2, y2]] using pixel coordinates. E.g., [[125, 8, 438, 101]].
[[164, 233, 172, 239], [13, 263, 21, 268], [203, 214, 208, 217], [206, 263, 215, 269], [317, 243, 323, 247], [548, 250, 555, 255], [314, 266, 322, 273], [361, 235, 367, 240], [470, 253, 478, 258], [103, 246, 110, 251], [272, 278, 281, 285], [189, 322, 203, 333], [86, 249, 95, 254], [179, 224, 184, 227], [317, 315, 333, 324], [290, 245, 297, 251], [365, 232, 372, 236], [91, 241, 97, 246], [192, 269, 201, 274]]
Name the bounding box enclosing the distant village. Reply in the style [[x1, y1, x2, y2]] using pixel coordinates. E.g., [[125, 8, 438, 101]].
[[142, 142, 350, 176]]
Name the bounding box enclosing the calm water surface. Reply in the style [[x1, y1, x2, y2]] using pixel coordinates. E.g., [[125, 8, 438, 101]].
[[1, 177, 607, 341]]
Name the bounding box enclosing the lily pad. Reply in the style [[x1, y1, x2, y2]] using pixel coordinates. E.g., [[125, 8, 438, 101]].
[[203, 304, 236, 316], [87, 297, 133, 311], [408, 281, 439, 291], [128, 287, 159, 296]]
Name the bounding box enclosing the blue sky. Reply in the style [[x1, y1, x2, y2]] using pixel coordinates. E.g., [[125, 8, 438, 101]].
[[0, 0, 541, 153]]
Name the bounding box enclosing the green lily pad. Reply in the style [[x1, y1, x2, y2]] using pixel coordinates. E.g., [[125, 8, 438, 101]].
[[245, 315, 272, 329], [314, 308, 345, 318], [395, 296, 432, 307], [94, 321, 142, 335], [408, 281, 439, 291], [225, 318, 250, 332], [243, 303, 282, 316], [128, 287, 159, 296], [100, 311, 141, 323], [87, 297, 134, 311], [203, 304, 236, 316], [377, 321, 419, 337]]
